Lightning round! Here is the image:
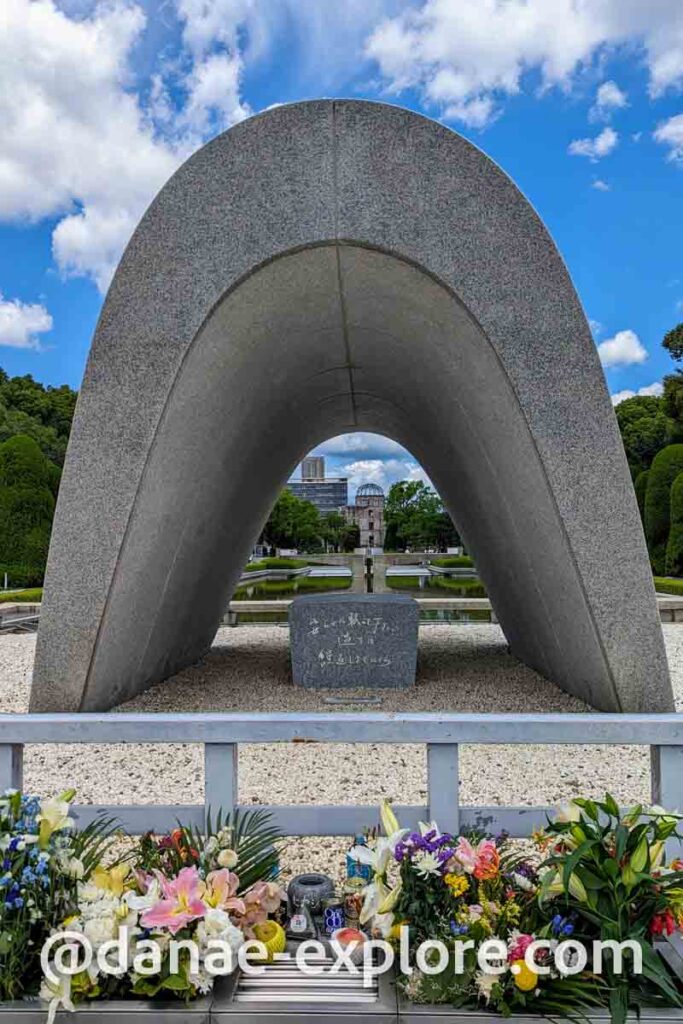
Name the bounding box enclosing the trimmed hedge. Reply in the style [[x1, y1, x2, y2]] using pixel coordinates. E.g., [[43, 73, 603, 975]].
[[0, 588, 42, 603], [385, 575, 487, 597], [634, 469, 649, 521], [666, 471, 683, 576], [429, 556, 474, 568], [429, 576, 487, 596], [654, 577, 683, 596], [644, 445, 683, 574], [0, 436, 57, 584], [243, 557, 308, 572]]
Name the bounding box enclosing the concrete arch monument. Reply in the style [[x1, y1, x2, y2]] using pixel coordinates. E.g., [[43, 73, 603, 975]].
[[30, 100, 672, 713]]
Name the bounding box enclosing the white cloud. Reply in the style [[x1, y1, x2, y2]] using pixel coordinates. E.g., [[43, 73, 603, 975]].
[[341, 458, 431, 494], [654, 113, 683, 163], [611, 382, 664, 405], [181, 51, 251, 135], [590, 80, 627, 120], [365, 1, 683, 128], [568, 126, 618, 161], [598, 329, 648, 368], [0, 0, 250, 292], [175, 0, 254, 56], [592, 178, 611, 191], [0, 293, 52, 349], [314, 433, 409, 459]]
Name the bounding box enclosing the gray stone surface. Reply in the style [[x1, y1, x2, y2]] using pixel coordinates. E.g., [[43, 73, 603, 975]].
[[30, 99, 673, 713], [290, 594, 419, 689]]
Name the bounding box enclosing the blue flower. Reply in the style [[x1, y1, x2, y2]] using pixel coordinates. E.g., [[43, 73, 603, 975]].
[[562, 923, 575, 936], [449, 920, 468, 936], [551, 914, 564, 935]]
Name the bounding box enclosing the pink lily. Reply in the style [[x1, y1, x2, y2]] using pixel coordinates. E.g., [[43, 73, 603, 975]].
[[140, 866, 207, 935], [204, 869, 246, 916], [453, 836, 478, 874]]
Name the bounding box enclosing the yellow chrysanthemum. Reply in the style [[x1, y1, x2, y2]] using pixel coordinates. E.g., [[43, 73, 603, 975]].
[[512, 959, 538, 992], [444, 873, 469, 897]]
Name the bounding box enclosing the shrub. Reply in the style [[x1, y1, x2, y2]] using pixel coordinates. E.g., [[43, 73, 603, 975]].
[[0, 436, 56, 582], [634, 469, 649, 521], [654, 577, 683, 595], [644, 444, 683, 573], [429, 576, 487, 596], [0, 588, 42, 603], [243, 557, 308, 572], [429, 556, 474, 568], [666, 472, 683, 576]]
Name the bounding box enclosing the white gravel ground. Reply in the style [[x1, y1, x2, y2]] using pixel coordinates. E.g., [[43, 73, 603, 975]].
[[2, 624, 681, 881]]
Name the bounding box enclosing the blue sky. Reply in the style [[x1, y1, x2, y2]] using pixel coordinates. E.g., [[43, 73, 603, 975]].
[[2, 1, 683, 496]]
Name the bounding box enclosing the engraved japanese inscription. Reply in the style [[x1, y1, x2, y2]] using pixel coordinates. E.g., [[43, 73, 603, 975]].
[[290, 594, 419, 689]]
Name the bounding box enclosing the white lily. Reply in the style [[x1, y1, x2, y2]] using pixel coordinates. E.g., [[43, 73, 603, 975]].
[[125, 876, 162, 913], [37, 793, 75, 848], [40, 967, 75, 1024], [353, 828, 408, 927], [554, 801, 582, 824], [380, 800, 401, 837]]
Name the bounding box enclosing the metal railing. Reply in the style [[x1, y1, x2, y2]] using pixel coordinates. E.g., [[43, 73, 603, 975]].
[[0, 712, 681, 837]]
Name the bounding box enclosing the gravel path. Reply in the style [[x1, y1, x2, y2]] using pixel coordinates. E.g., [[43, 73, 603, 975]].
[[2, 625, 682, 881]]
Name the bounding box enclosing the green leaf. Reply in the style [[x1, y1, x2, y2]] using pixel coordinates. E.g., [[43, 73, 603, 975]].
[[161, 974, 190, 992], [608, 982, 629, 1024], [575, 864, 606, 889], [562, 840, 596, 891], [603, 793, 620, 818]]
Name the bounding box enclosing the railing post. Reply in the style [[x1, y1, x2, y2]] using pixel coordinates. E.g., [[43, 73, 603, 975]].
[[651, 745, 683, 812], [0, 743, 23, 793], [204, 744, 238, 825], [427, 743, 459, 834], [651, 745, 683, 859]]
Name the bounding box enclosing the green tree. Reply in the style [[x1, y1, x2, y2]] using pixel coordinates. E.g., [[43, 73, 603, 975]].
[[663, 371, 683, 426], [385, 480, 458, 551], [321, 511, 359, 552], [0, 369, 77, 466], [666, 471, 683, 576], [663, 322, 683, 362], [261, 489, 322, 551], [614, 395, 671, 476], [644, 444, 683, 574], [0, 435, 58, 585]]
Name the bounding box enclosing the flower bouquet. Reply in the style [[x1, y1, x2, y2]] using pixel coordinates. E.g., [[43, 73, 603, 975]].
[[40, 807, 286, 1021], [354, 797, 683, 1022], [534, 795, 683, 1024], [0, 789, 119, 1002]]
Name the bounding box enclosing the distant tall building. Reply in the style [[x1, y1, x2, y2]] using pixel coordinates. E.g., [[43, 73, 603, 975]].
[[301, 456, 324, 480], [344, 482, 386, 550], [288, 455, 348, 514]]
